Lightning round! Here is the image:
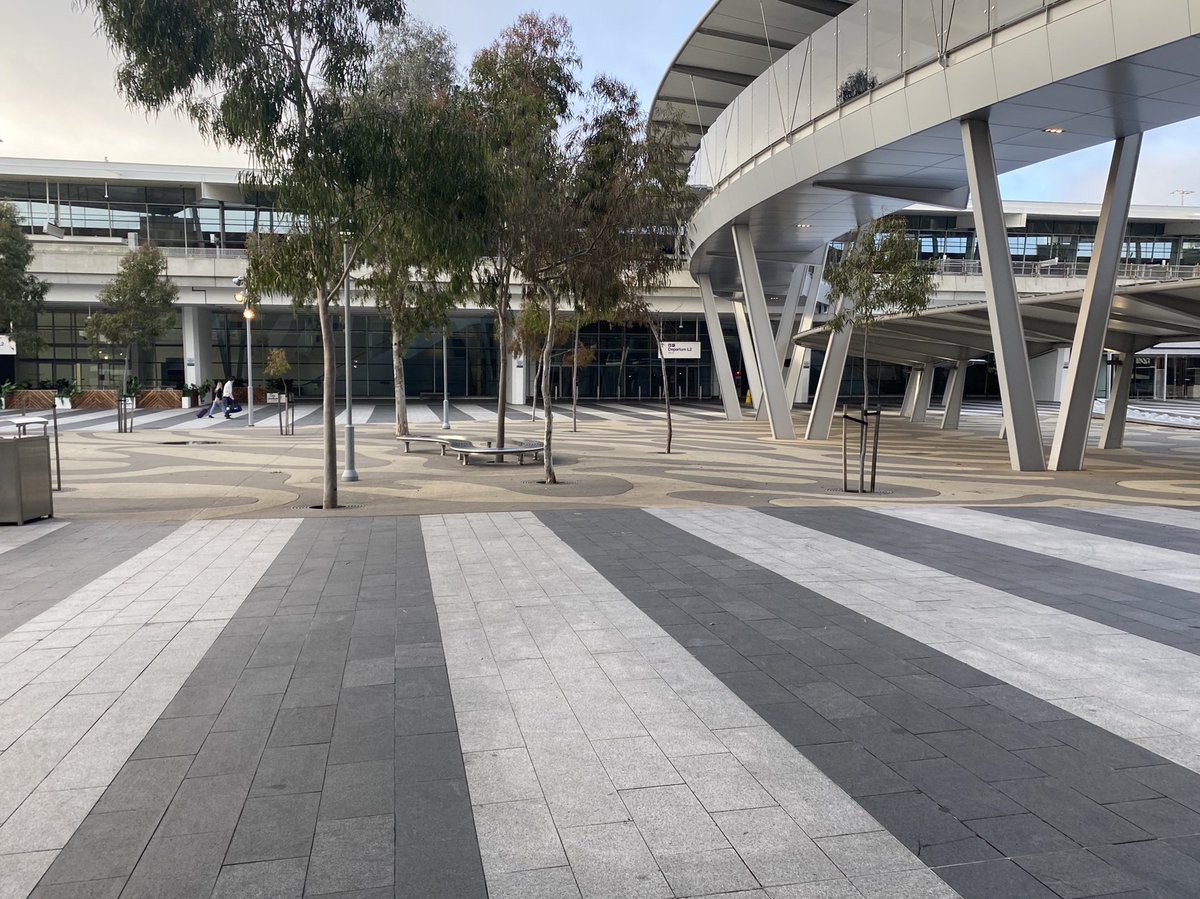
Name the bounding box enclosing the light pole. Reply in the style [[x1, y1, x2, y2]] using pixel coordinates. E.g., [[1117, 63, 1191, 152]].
[[234, 286, 256, 428], [441, 327, 451, 430], [342, 241, 358, 481], [243, 304, 255, 427]]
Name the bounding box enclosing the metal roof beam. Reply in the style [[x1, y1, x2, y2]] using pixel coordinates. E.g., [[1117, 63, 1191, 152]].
[[696, 27, 798, 52], [774, 0, 854, 16], [656, 95, 730, 111], [670, 64, 757, 88]]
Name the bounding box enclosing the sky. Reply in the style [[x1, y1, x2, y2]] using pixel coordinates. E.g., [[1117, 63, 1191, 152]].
[[2, 0, 1199, 206]]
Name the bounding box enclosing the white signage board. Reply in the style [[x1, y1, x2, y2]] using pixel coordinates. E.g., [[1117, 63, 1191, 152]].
[[0, 336, 15, 356], [659, 341, 701, 359]]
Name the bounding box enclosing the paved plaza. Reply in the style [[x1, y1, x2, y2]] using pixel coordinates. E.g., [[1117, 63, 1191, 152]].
[[3, 408, 1200, 897]]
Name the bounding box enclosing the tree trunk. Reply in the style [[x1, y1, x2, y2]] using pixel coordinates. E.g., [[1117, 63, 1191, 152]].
[[317, 293, 338, 509], [530, 361, 539, 421], [496, 305, 508, 448], [862, 327, 870, 414], [542, 298, 557, 484], [571, 316, 579, 433], [392, 327, 408, 438]]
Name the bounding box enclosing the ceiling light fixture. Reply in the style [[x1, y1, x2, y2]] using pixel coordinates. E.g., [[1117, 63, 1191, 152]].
[[797, 223, 812, 228], [1044, 127, 1065, 134]]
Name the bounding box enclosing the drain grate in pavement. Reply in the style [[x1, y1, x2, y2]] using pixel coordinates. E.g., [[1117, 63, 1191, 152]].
[[159, 440, 221, 446], [292, 504, 366, 511]]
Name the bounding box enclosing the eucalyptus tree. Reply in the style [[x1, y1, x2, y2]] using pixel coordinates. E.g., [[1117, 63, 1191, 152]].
[[359, 19, 488, 438], [510, 70, 696, 482], [82, 0, 405, 507], [82, 243, 178, 431], [823, 216, 935, 413], [466, 13, 581, 451], [0, 201, 49, 355]]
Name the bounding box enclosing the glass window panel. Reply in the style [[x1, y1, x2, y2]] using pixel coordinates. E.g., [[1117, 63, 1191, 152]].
[[836, 4, 871, 103], [810, 20, 838, 116], [993, 0, 1046, 28], [903, 0, 939, 68], [868, 0, 903, 84], [947, 0, 990, 49]]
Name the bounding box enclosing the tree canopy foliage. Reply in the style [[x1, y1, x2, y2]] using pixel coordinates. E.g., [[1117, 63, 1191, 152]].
[[0, 201, 49, 354], [824, 215, 936, 409]]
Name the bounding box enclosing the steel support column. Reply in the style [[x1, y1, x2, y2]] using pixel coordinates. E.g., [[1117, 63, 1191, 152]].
[[1099, 351, 1134, 449], [961, 118, 1046, 471], [793, 272, 828, 404], [698, 274, 743, 421], [732, 301, 762, 410], [899, 367, 920, 419], [804, 296, 852, 441], [910, 363, 936, 424], [733, 224, 796, 439], [1049, 134, 1143, 470], [774, 264, 807, 366], [941, 362, 966, 431]]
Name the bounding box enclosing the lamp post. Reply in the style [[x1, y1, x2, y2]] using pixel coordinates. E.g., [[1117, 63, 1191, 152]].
[[342, 241, 359, 481], [441, 327, 450, 430], [234, 292, 256, 428]]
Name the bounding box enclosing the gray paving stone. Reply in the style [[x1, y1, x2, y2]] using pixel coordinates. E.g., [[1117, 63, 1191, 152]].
[[964, 812, 1079, 858], [393, 838, 486, 899], [486, 866, 582, 899], [593, 736, 682, 791], [130, 715, 216, 760], [1107, 797, 1200, 838], [860, 792, 1001, 868], [188, 727, 270, 777], [395, 732, 466, 783], [558, 821, 671, 899], [319, 759, 393, 821], [464, 748, 542, 805], [159, 773, 251, 837], [672, 752, 775, 812], [619, 784, 729, 856], [1013, 848, 1143, 899], [395, 777, 475, 846], [267, 706, 335, 747], [814, 830, 923, 878], [713, 806, 842, 886], [28, 878, 126, 899], [657, 847, 758, 896], [120, 830, 229, 899], [211, 856, 307, 899], [306, 814, 395, 894], [250, 743, 328, 796], [40, 808, 162, 884], [225, 792, 320, 864], [473, 798, 566, 875], [394, 695, 458, 736], [212, 691, 283, 733], [935, 858, 1061, 899]]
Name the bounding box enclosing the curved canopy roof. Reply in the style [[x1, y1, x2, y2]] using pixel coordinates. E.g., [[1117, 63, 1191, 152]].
[[794, 278, 1200, 365], [650, 0, 852, 161]]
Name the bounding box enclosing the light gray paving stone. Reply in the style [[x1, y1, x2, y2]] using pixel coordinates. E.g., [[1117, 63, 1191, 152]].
[[508, 687, 587, 742], [851, 868, 961, 898], [673, 753, 776, 813], [657, 847, 759, 896], [473, 798, 567, 876], [558, 821, 671, 899], [0, 787, 103, 854], [767, 882, 865, 899], [814, 831, 926, 878], [714, 806, 843, 886], [456, 705, 526, 753], [619, 785, 730, 856], [593, 737, 682, 791], [464, 748, 543, 805], [497, 658, 557, 691], [0, 849, 57, 899], [527, 735, 629, 828], [486, 865, 583, 899]]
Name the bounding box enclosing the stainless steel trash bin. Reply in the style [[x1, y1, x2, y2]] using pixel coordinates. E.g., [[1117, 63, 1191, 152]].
[[0, 435, 54, 525]]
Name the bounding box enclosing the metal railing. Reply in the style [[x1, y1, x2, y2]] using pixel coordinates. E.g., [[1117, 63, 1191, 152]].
[[933, 258, 1200, 282]]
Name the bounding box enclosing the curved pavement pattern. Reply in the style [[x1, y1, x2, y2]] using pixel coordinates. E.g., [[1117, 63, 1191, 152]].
[[2, 505, 1200, 896]]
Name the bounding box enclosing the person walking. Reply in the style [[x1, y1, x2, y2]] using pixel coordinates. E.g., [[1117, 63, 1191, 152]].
[[222, 378, 236, 419], [197, 382, 223, 418]]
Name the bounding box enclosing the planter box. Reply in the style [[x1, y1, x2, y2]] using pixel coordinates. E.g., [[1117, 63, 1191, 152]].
[[135, 389, 182, 410], [182, 396, 195, 409], [74, 390, 117, 410], [7, 390, 54, 412], [54, 397, 73, 410]]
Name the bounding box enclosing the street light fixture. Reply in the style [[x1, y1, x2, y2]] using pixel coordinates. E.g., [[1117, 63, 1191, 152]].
[[341, 240, 359, 481], [441, 328, 451, 430], [235, 292, 256, 428]]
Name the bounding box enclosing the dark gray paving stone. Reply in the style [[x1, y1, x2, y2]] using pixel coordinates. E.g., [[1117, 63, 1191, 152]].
[[892, 758, 1025, 821], [29, 879, 125, 899], [212, 691, 284, 733], [92, 756, 191, 815], [1129, 765, 1200, 815], [1091, 840, 1200, 898], [935, 858, 1060, 898], [394, 778, 476, 846], [1032, 719, 1167, 771], [40, 808, 163, 884], [863, 691, 965, 735], [320, 760, 394, 821], [306, 814, 394, 895], [267, 705, 336, 747], [161, 684, 237, 719], [1014, 848, 1146, 899], [395, 695, 457, 736], [394, 838, 487, 899], [922, 731, 1045, 783], [861, 791, 1001, 867], [130, 715, 216, 760], [1015, 746, 1163, 804], [945, 705, 1064, 752], [211, 857, 307, 899], [159, 773, 252, 837], [833, 714, 944, 763], [966, 813, 1080, 858], [121, 830, 229, 899], [996, 778, 1152, 846], [226, 792, 320, 864], [800, 742, 913, 797], [188, 727, 271, 777], [752, 701, 845, 746], [1107, 797, 1200, 838], [395, 733, 466, 783], [393, 665, 451, 699], [250, 743, 329, 796]]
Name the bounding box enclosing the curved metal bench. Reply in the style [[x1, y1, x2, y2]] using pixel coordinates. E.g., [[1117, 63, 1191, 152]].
[[454, 440, 544, 466], [399, 435, 473, 456]]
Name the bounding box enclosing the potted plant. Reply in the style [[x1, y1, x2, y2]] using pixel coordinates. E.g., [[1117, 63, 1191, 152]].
[[54, 380, 79, 409], [123, 375, 140, 410], [0, 380, 13, 410], [181, 381, 210, 408]]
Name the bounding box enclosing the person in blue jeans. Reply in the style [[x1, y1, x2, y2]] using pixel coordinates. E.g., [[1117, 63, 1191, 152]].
[[221, 378, 235, 418], [197, 382, 223, 418]]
